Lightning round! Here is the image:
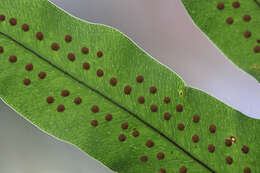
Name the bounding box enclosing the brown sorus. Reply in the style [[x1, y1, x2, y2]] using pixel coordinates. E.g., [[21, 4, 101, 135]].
[[178, 123, 185, 131], [65, 35, 72, 42], [159, 169, 166, 173], [150, 104, 158, 112], [164, 112, 171, 120], [140, 156, 148, 162], [192, 134, 199, 143], [232, 1, 240, 8], [22, 24, 29, 32], [0, 46, 3, 53], [157, 152, 165, 160], [226, 156, 233, 164], [146, 140, 154, 148], [83, 62, 90, 70], [124, 85, 132, 94], [23, 78, 31, 85], [244, 31, 251, 38], [105, 114, 112, 121], [254, 45, 260, 53], [176, 104, 183, 112], [225, 139, 232, 147], [97, 51, 103, 57], [138, 96, 145, 104], [97, 69, 104, 77], [51, 43, 60, 51], [150, 86, 157, 94], [110, 77, 117, 86], [209, 124, 216, 133], [91, 120, 98, 127], [118, 134, 126, 141], [68, 53, 75, 61], [243, 15, 251, 22], [91, 105, 99, 113], [217, 2, 224, 10], [46, 96, 54, 104], [25, 64, 33, 71], [9, 18, 17, 26], [121, 122, 128, 129], [38, 72, 46, 79], [74, 97, 82, 104], [208, 144, 215, 153], [61, 90, 70, 97], [82, 47, 89, 54], [226, 17, 234, 24], [0, 14, 5, 21], [164, 97, 170, 103], [180, 166, 187, 173], [242, 145, 249, 154], [57, 104, 65, 112], [244, 167, 251, 173], [136, 75, 144, 83], [193, 115, 200, 123], [36, 32, 44, 40], [133, 129, 139, 137], [9, 56, 17, 63]]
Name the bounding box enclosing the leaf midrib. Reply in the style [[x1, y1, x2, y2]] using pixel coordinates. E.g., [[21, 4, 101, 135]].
[[0, 31, 215, 173]]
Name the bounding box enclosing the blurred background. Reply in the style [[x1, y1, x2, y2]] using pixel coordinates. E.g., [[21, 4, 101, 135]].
[[1, 0, 260, 172]]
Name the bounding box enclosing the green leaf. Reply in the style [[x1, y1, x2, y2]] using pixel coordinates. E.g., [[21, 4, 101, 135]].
[[0, 0, 259, 172], [181, 0, 260, 83]]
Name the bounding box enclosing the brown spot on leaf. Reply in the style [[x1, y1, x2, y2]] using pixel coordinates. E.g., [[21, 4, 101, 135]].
[[57, 104, 65, 112], [180, 166, 187, 173], [138, 96, 145, 104], [232, 1, 240, 8], [91, 120, 98, 127], [67, 53, 75, 61], [150, 104, 158, 112], [46, 96, 54, 104], [9, 18, 17, 26], [178, 123, 185, 131], [209, 124, 216, 133], [157, 152, 165, 160], [82, 47, 89, 54], [121, 122, 128, 130], [192, 134, 199, 143], [226, 156, 233, 164], [133, 129, 139, 137], [61, 90, 70, 97], [208, 144, 215, 153], [244, 31, 251, 38], [9, 56, 17, 63], [0, 14, 5, 21], [164, 112, 171, 120], [83, 62, 90, 70], [22, 24, 29, 32], [36, 32, 44, 40], [136, 75, 144, 83], [193, 115, 200, 123], [150, 86, 157, 94], [118, 134, 126, 141], [65, 35, 72, 43], [51, 43, 60, 51], [23, 78, 31, 85], [242, 145, 249, 154], [97, 51, 103, 57], [74, 97, 82, 104], [176, 104, 183, 112], [146, 140, 154, 148], [226, 17, 234, 24], [0, 46, 3, 53], [91, 105, 99, 113], [97, 69, 104, 77], [159, 169, 166, 173], [243, 15, 251, 22], [105, 114, 112, 121], [217, 2, 224, 10], [38, 72, 46, 79], [140, 156, 148, 162], [254, 46, 260, 53], [124, 85, 132, 94], [244, 167, 251, 173], [25, 64, 33, 71], [164, 97, 170, 104], [225, 139, 232, 147], [110, 77, 117, 86]]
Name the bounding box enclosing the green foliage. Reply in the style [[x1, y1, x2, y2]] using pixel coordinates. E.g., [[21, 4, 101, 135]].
[[0, 0, 259, 172], [181, 0, 260, 83]]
